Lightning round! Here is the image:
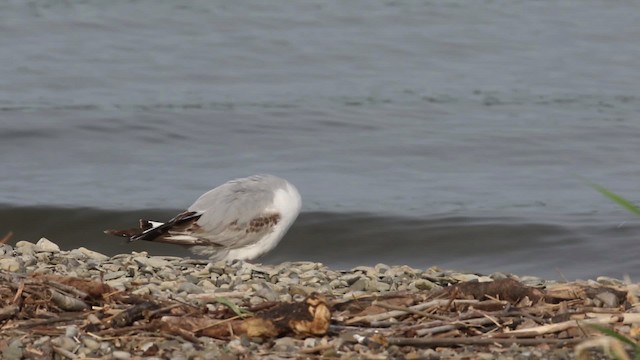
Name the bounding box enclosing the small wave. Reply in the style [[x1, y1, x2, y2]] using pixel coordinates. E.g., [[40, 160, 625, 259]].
[[2, 206, 637, 279]]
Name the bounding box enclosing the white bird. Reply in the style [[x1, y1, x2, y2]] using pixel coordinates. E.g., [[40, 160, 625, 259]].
[[105, 174, 302, 261]]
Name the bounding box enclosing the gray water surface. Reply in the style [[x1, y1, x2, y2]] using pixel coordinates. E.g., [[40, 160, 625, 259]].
[[2, 0, 640, 280]]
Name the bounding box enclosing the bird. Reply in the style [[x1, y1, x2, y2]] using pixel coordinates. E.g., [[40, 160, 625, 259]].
[[104, 174, 301, 261]]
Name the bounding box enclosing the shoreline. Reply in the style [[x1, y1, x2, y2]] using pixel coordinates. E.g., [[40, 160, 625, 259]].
[[0, 238, 636, 359]]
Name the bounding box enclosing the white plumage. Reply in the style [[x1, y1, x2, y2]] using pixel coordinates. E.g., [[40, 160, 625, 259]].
[[105, 174, 301, 261]]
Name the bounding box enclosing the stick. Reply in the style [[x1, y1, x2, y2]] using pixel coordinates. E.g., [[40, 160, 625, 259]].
[[498, 313, 640, 337], [299, 343, 335, 354], [188, 291, 250, 301], [346, 299, 483, 324], [0, 231, 12, 244], [388, 337, 583, 348], [52, 346, 78, 359], [415, 316, 498, 337], [373, 301, 450, 321], [0, 304, 19, 321]]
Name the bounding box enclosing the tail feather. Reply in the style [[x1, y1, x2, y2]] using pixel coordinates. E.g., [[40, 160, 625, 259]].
[[103, 227, 144, 238], [105, 210, 203, 244]]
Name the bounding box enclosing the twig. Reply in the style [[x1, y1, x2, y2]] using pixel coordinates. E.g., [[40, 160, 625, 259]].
[[0, 231, 12, 244], [52, 346, 78, 359], [299, 343, 335, 354], [415, 316, 498, 336], [372, 300, 450, 321], [497, 313, 640, 337], [187, 291, 250, 301], [192, 315, 242, 332], [97, 323, 156, 336], [388, 337, 583, 348], [43, 279, 89, 299], [0, 304, 19, 321], [146, 303, 184, 318], [12, 281, 25, 305], [49, 289, 89, 311], [14, 314, 80, 328], [346, 299, 483, 324]]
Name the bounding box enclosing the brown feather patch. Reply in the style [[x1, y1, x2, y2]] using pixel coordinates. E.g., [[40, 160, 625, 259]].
[[246, 214, 281, 233]]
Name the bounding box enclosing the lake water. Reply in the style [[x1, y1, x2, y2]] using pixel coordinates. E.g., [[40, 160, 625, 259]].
[[2, 0, 640, 280]]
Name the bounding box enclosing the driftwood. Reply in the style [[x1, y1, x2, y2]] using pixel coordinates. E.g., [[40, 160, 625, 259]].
[[2, 268, 640, 358], [163, 293, 331, 338]]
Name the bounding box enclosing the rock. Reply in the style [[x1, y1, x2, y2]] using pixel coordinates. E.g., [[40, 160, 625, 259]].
[[112, 350, 132, 360], [372, 280, 391, 291], [177, 282, 204, 294], [489, 272, 509, 280], [412, 279, 437, 291], [160, 281, 178, 291], [272, 337, 299, 352], [19, 254, 36, 267], [596, 276, 624, 286], [349, 278, 369, 292], [52, 336, 77, 352], [35, 238, 60, 252], [83, 338, 101, 351], [303, 338, 317, 348], [77, 247, 109, 261], [341, 274, 361, 286], [14, 241, 34, 249], [594, 291, 620, 308], [134, 256, 172, 269], [2, 339, 23, 360], [199, 280, 216, 289], [64, 325, 79, 338], [520, 276, 545, 287], [289, 284, 317, 296], [13, 241, 35, 256], [451, 273, 480, 282], [33, 336, 50, 347], [0, 244, 13, 256], [0, 258, 22, 272], [105, 278, 130, 290], [103, 271, 128, 281]]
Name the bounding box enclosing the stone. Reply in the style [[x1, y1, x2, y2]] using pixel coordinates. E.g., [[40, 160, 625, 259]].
[[103, 271, 127, 280], [112, 350, 132, 360], [596, 276, 624, 286], [178, 282, 204, 294], [412, 279, 437, 291], [349, 278, 369, 292], [134, 256, 171, 269], [450, 273, 480, 282], [272, 337, 299, 352], [77, 247, 109, 261], [2, 339, 23, 360], [0, 244, 13, 256], [0, 258, 22, 272], [64, 325, 79, 338], [13, 241, 35, 256], [14, 241, 34, 248], [35, 238, 60, 252], [594, 291, 620, 308], [83, 338, 101, 351]]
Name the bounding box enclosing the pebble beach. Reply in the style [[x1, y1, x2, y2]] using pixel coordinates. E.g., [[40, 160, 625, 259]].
[[1, 238, 638, 360]]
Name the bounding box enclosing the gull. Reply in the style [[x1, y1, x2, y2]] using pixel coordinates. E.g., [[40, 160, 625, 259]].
[[104, 174, 301, 261]]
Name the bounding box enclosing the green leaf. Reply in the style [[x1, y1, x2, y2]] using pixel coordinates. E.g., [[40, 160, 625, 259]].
[[589, 324, 639, 348], [591, 183, 640, 217], [213, 297, 253, 317]]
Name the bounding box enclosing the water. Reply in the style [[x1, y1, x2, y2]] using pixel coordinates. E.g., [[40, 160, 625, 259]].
[[2, 0, 640, 280]]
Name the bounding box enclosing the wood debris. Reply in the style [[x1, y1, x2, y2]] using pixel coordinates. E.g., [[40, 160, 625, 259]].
[[1, 267, 640, 358]]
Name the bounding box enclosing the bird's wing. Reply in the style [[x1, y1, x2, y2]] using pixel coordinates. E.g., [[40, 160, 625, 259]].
[[105, 175, 284, 250], [184, 176, 282, 248], [191, 211, 281, 249]]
